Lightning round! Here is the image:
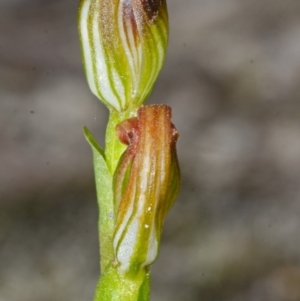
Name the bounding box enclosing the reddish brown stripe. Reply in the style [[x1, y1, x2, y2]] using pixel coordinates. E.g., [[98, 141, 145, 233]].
[[140, 0, 164, 21], [123, 0, 139, 39]]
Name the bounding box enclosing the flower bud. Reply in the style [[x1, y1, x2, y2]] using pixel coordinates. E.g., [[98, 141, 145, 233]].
[[112, 105, 180, 274], [78, 0, 168, 112]]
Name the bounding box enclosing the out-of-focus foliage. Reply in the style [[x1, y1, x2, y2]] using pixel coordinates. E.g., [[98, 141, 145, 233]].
[[1, 0, 300, 301]]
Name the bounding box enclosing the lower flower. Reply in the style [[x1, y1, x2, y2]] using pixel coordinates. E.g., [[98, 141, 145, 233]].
[[112, 104, 180, 275]]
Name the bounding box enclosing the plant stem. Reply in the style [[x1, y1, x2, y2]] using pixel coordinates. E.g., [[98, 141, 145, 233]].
[[94, 265, 150, 301], [94, 108, 136, 271], [105, 109, 136, 175], [90, 107, 151, 301]]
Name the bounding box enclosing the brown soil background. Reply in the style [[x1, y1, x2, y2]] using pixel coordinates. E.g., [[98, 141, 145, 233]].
[[1, 1, 300, 300]]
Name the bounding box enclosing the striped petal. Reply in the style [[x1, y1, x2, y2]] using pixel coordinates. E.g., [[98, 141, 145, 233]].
[[78, 0, 168, 112], [113, 105, 180, 274]]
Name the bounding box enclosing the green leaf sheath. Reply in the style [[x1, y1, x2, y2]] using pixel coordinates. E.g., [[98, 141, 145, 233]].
[[84, 107, 135, 270], [84, 127, 115, 272]]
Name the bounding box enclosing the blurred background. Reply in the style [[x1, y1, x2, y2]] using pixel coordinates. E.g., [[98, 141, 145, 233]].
[[1, 0, 300, 300]]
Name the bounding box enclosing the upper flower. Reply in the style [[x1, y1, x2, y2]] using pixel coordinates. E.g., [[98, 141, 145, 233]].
[[78, 0, 168, 112]]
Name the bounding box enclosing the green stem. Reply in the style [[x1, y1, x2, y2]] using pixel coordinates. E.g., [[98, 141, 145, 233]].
[[105, 109, 136, 175], [91, 107, 150, 301], [94, 265, 150, 301]]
